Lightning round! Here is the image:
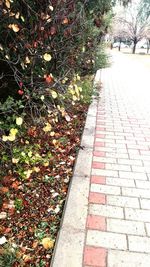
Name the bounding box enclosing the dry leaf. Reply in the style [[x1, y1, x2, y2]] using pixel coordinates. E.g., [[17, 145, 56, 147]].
[[8, 24, 20, 32], [51, 90, 57, 99], [5, 0, 10, 8], [43, 53, 52, 61], [42, 237, 54, 249]]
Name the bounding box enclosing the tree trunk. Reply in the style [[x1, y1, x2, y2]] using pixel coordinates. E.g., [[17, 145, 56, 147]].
[[147, 40, 150, 54], [132, 42, 136, 54], [118, 39, 121, 51]]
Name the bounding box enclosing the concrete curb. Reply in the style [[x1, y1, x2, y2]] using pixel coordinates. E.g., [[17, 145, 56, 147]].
[[50, 72, 100, 267]]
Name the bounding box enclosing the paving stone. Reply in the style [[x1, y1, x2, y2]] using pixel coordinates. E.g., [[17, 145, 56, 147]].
[[106, 177, 135, 187], [89, 204, 124, 219], [146, 223, 150, 236], [125, 208, 150, 222], [92, 169, 118, 177], [128, 235, 150, 253], [135, 180, 150, 189], [107, 218, 145, 235], [119, 171, 147, 180], [87, 215, 106, 231], [84, 246, 107, 266], [86, 230, 127, 250], [140, 199, 150, 209], [89, 192, 106, 204], [122, 187, 150, 199], [107, 195, 140, 208], [117, 159, 142, 166], [93, 156, 117, 164], [91, 184, 120, 195], [108, 250, 150, 267], [105, 163, 131, 171]]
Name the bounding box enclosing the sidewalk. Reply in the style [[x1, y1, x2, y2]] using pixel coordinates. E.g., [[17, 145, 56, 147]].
[[51, 52, 150, 267]]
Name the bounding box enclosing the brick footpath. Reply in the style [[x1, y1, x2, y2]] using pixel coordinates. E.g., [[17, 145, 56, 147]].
[[83, 54, 150, 267]]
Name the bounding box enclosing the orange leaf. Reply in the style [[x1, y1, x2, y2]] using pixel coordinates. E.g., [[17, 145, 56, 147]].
[[0, 187, 9, 194], [11, 181, 19, 190], [62, 17, 69, 24], [44, 74, 53, 84], [42, 237, 54, 249]]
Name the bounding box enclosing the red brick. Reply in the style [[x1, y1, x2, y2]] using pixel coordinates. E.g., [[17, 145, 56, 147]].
[[93, 151, 106, 157], [89, 192, 106, 204], [84, 246, 107, 266], [96, 127, 105, 131], [92, 162, 105, 169], [87, 215, 106, 231], [95, 134, 105, 138], [95, 142, 105, 147], [91, 176, 106, 184]]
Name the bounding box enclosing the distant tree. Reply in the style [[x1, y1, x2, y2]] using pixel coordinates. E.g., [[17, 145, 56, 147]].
[[116, 1, 150, 53]]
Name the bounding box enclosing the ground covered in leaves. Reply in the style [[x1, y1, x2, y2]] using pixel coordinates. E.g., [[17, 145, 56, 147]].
[[0, 103, 88, 266]]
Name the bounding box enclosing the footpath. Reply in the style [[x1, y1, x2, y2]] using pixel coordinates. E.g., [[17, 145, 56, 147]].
[[51, 51, 150, 267]]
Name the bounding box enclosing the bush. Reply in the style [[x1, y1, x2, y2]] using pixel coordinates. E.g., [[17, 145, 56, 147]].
[[0, 0, 112, 176]]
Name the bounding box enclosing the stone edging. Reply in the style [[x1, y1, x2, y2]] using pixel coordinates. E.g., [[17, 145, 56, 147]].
[[50, 70, 101, 267]]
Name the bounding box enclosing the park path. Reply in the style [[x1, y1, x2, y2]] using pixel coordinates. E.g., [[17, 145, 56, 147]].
[[52, 51, 150, 267]]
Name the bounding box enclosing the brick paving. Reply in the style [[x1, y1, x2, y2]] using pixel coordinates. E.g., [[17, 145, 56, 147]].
[[83, 52, 150, 267]]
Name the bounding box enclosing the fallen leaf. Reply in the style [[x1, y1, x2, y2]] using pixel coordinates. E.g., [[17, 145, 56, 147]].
[[0, 212, 7, 219], [8, 23, 20, 32], [62, 17, 69, 24], [32, 240, 38, 249], [11, 181, 20, 189], [4, 227, 11, 234], [0, 187, 9, 193], [43, 53, 52, 62], [42, 237, 54, 249], [23, 254, 32, 263], [0, 236, 7, 245]]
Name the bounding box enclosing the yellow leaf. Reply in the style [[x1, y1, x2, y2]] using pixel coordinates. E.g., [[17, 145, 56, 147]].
[[0, 44, 3, 51], [52, 139, 57, 146], [76, 74, 80, 81], [50, 131, 55, 136], [7, 134, 16, 141], [43, 123, 52, 132], [25, 56, 30, 64], [51, 90, 57, 99], [24, 170, 33, 179], [43, 53, 52, 62], [33, 167, 40, 173], [42, 237, 54, 249], [28, 151, 32, 158], [12, 158, 19, 164], [70, 89, 75, 95], [48, 5, 54, 11], [2, 135, 8, 142], [10, 128, 18, 135], [43, 162, 49, 167], [21, 16, 25, 22], [9, 24, 20, 32], [5, 55, 10, 60], [16, 117, 23, 126], [5, 0, 10, 8], [78, 87, 82, 92], [72, 95, 77, 101], [40, 95, 45, 101], [15, 12, 20, 19], [65, 114, 71, 122]]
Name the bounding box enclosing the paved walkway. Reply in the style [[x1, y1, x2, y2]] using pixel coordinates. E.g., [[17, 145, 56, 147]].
[[52, 51, 150, 267]]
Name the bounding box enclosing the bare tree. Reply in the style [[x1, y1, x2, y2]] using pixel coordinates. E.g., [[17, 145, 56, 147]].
[[114, 1, 150, 53]]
